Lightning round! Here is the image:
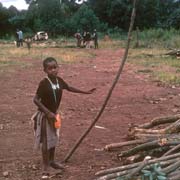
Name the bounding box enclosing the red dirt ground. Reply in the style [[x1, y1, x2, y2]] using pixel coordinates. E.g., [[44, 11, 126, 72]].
[[1, 48, 180, 180]]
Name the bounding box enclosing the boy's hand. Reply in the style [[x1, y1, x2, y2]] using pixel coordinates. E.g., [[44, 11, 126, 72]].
[[47, 112, 56, 119], [87, 88, 96, 94]]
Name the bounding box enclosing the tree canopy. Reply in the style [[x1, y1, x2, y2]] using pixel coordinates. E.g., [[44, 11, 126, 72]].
[[0, 0, 179, 38]]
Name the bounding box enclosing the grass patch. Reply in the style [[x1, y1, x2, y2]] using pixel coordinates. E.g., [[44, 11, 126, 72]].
[[152, 71, 180, 85], [129, 48, 180, 68], [0, 57, 31, 74], [100, 40, 125, 49], [40, 48, 96, 64], [137, 69, 153, 73], [0, 43, 96, 75], [129, 48, 180, 85], [1, 37, 180, 86]]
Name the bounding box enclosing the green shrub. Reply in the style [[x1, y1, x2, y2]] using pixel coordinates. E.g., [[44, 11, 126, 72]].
[[132, 28, 180, 48]]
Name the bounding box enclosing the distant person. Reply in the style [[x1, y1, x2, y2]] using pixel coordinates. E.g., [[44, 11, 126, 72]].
[[18, 30, 23, 47], [82, 31, 87, 46], [92, 29, 98, 49], [85, 31, 91, 48], [74, 30, 82, 47], [32, 57, 95, 178], [24, 37, 32, 52], [16, 29, 19, 47]]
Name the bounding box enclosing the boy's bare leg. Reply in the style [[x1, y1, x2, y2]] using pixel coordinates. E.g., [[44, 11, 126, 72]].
[[49, 147, 55, 162], [49, 147, 64, 170], [41, 118, 49, 174]]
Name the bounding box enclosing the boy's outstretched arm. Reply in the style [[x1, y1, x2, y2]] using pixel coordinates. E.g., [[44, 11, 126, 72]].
[[33, 94, 56, 119], [67, 86, 96, 94]]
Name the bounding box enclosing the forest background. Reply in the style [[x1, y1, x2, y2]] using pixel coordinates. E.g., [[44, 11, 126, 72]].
[[0, 0, 180, 39]]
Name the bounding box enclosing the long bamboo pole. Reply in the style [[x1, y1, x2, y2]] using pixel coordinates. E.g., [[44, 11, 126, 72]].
[[63, 0, 137, 163]]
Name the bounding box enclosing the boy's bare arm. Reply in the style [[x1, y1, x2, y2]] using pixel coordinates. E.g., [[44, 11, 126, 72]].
[[67, 86, 96, 94], [33, 94, 56, 119]]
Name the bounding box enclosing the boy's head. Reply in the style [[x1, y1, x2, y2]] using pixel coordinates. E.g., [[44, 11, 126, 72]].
[[43, 57, 59, 78]]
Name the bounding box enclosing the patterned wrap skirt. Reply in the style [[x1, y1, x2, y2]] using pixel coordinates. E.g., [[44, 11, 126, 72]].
[[31, 111, 60, 150]]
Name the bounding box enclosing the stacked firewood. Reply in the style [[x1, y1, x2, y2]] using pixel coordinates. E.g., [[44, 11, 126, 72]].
[[95, 114, 180, 180], [164, 49, 180, 59]]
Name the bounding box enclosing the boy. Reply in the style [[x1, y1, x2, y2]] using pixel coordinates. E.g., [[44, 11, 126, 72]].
[[33, 57, 95, 178]]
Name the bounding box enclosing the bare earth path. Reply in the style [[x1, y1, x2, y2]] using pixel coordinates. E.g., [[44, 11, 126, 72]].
[[1, 48, 180, 180]]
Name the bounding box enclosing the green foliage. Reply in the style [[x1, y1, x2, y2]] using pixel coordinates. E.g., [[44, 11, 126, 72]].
[[0, 0, 180, 38], [70, 4, 100, 32], [0, 3, 12, 37], [167, 8, 180, 29], [108, 0, 132, 30], [153, 71, 180, 85], [141, 163, 167, 180], [136, 0, 159, 28], [88, 0, 111, 23], [106, 27, 127, 40], [136, 0, 180, 29]]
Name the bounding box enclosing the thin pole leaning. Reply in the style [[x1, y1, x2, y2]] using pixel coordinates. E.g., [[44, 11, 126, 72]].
[[63, 0, 137, 163]]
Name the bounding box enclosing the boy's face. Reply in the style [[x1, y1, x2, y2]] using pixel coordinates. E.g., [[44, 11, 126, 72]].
[[44, 61, 59, 78]]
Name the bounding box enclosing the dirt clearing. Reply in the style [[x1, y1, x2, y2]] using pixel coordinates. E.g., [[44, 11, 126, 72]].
[[1, 46, 180, 180]]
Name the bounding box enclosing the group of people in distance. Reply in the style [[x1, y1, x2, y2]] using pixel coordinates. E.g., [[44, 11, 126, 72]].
[[74, 29, 98, 49]]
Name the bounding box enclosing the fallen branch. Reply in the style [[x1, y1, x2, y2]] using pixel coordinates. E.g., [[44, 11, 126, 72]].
[[131, 133, 180, 141], [96, 153, 180, 177], [138, 114, 180, 129], [96, 170, 129, 180], [96, 158, 177, 180], [131, 133, 170, 140], [129, 119, 180, 136], [118, 139, 180, 158], [63, 0, 137, 163], [126, 158, 149, 180], [125, 146, 170, 163], [162, 158, 180, 174], [104, 139, 147, 151], [168, 171, 180, 180], [164, 49, 180, 57], [163, 144, 180, 157]]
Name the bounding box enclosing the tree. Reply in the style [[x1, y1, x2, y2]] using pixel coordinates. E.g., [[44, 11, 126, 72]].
[[0, 3, 12, 37], [135, 0, 180, 29], [25, 0, 77, 35], [108, 0, 132, 30], [167, 8, 180, 29], [70, 4, 100, 33], [135, 0, 159, 29], [88, 0, 111, 24]]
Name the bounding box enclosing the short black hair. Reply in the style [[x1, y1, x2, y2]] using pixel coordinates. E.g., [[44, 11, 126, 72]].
[[43, 57, 57, 69]]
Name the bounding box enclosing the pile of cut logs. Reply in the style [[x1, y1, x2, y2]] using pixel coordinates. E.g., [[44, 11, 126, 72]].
[[95, 114, 180, 180], [165, 49, 180, 59]]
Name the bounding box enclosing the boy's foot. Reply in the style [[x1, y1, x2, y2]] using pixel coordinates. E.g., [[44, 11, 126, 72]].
[[49, 162, 64, 170], [41, 172, 49, 179]]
